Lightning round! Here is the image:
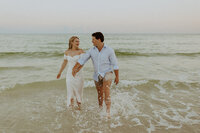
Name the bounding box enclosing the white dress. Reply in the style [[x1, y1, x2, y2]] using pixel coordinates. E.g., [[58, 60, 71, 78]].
[[64, 53, 84, 107]]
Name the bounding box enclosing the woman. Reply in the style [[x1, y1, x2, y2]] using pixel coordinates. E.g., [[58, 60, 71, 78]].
[[57, 36, 84, 110]]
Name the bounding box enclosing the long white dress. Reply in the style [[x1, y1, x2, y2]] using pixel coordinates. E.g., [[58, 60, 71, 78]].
[[64, 53, 84, 107]]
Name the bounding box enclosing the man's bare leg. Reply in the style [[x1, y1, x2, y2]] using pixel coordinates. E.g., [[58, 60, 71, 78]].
[[94, 80, 104, 109], [103, 72, 112, 118]]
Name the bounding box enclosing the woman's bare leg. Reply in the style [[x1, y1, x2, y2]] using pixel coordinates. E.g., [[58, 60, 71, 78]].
[[77, 101, 81, 110], [69, 98, 74, 108]]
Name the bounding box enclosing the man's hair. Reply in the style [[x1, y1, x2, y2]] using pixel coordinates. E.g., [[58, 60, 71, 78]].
[[92, 32, 104, 42]]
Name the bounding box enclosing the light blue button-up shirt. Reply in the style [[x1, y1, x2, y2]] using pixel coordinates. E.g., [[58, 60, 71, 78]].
[[78, 44, 119, 82]]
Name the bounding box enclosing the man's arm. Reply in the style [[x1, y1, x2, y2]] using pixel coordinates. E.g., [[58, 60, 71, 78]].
[[109, 49, 119, 70], [109, 48, 119, 85], [72, 49, 91, 77], [72, 62, 83, 77]]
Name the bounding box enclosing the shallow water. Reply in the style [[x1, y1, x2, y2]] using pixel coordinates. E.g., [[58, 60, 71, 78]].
[[0, 79, 199, 133], [0, 34, 200, 132]]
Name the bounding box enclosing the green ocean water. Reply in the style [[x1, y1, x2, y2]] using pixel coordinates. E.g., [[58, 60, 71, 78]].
[[0, 33, 200, 133]]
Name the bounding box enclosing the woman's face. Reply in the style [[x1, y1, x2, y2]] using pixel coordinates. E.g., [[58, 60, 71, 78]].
[[72, 38, 79, 49]]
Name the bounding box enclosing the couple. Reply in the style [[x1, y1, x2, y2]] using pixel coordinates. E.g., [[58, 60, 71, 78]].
[[57, 32, 119, 118]]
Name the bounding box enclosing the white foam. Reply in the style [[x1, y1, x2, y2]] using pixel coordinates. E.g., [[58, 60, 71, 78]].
[[151, 94, 169, 104], [0, 84, 15, 93], [83, 79, 148, 88], [154, 84, 167, 94], [147, 120, 155, 133], [111, 90, 140, 117], [131, 118, 142, 126], [118, 80, 148, 87], [110, 121, 123, 128], [84, 80, 95, 88]]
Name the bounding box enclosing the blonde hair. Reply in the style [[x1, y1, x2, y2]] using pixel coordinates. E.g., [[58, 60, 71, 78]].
[[68, 36, 79, 49]]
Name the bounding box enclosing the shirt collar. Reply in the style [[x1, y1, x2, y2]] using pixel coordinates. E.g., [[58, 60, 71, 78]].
[[93, 43, 107, 49]]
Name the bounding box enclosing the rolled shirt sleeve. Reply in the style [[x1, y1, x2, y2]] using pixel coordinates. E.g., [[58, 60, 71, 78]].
[[78, 49, 91, 65], [109, 48, 119, 70]]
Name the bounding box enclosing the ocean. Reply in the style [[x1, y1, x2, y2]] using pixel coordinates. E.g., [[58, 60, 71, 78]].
[[0, 33, 200, 133]]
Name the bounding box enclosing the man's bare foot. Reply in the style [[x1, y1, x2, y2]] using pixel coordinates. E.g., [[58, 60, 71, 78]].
[[98, 106, 103, 112], [74, 106, 81, 110], [99, 105, 103, 109], [106, 108, 111, 119], [67, 104, 74, 110], [106, 112, 111, 119]]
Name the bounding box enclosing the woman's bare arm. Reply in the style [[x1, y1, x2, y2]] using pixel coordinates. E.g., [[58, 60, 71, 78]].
[[57, 50, 69, 79], [57, 59, 68, 79]]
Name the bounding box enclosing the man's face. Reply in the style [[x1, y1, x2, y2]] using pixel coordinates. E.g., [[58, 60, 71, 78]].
[[92, 36, 100, 46]]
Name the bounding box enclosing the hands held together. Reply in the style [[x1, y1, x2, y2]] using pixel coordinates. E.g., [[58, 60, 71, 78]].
[[72, 68, 78, 77], [57, 62, 119, 85]]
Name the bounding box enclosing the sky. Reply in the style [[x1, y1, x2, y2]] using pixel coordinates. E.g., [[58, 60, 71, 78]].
[[0, 0, 200, 33]]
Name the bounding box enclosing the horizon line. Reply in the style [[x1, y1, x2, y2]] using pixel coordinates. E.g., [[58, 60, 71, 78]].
[[0, 32, 200, 35]]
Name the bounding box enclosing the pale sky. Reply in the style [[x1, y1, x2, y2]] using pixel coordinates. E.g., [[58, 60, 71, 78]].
[[0, 0, 200, 33]]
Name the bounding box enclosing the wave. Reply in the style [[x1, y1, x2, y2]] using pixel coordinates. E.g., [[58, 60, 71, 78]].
[[1, 79, 199, 93], [1, 51, 200, 58], [47, 42, 66, 45], [0, 66, 42, 71], [115, 50, 200, 57], [0, 51, 63, 58]]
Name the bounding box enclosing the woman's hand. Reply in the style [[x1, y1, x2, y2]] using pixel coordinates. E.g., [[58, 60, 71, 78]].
[[57, 73, 61, 79]]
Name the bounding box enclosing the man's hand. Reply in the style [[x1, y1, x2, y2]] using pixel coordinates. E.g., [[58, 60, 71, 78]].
[[57, 73, 61, 79], [114, 69, 119, 85], [72, 68, 77, 77], [114, 76, 119, 85], [72, 62, 82, 77]]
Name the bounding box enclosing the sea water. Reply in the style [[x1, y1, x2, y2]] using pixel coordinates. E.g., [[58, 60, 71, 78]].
[[0, 33, 200, 133]]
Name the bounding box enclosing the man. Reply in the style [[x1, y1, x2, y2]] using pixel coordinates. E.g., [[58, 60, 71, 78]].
[[72, 32, 119, 118]]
